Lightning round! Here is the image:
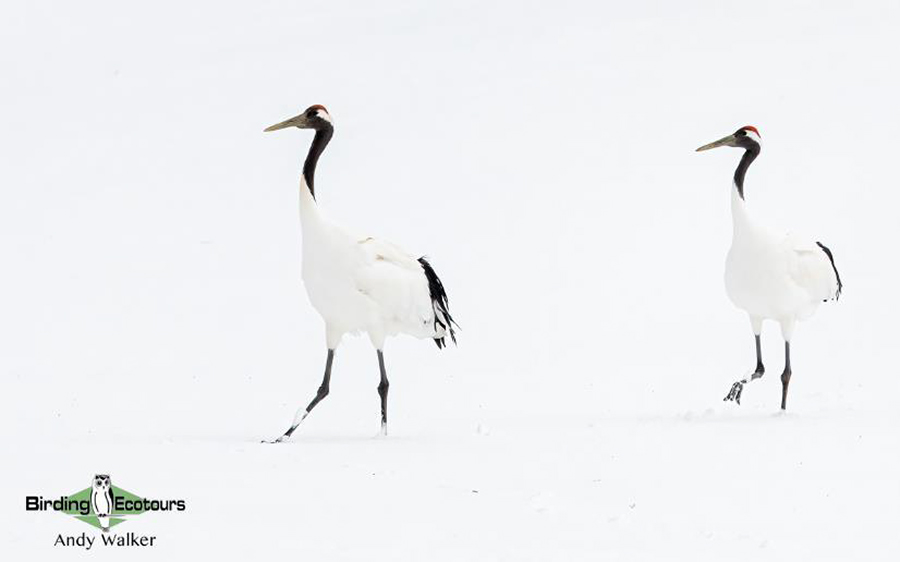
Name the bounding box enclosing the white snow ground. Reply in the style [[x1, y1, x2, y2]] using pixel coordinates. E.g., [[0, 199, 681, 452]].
[[2, 1, 899, 559]]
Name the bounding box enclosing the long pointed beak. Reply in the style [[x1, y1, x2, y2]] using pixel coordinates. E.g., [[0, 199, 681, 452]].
[[696, 134, 737, 152], [264, 114, 307, 132]]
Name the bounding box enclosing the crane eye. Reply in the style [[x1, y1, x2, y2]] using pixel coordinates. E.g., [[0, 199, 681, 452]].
[[736, 130, 747, 136]]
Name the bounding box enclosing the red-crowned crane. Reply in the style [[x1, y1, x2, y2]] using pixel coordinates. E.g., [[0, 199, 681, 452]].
[[696, 126, 842, 410], [263, 105, 456, 441]]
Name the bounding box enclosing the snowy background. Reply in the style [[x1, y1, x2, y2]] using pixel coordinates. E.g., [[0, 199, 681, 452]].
[[2, 0, 899, 559]]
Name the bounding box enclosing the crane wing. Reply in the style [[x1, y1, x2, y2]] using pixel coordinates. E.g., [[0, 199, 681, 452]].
[[352, 236, 436, 337], [784, 233, 842, 302]]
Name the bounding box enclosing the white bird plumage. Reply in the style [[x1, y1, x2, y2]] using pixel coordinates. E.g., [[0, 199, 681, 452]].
[[726, 189, 840, 326], [298, 177, 449, 348], [698, 126, 842, 409], [263, 105, 456, 442]]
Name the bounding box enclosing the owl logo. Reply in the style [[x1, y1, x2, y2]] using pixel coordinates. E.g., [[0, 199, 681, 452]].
[[90, 474, 114, 532]]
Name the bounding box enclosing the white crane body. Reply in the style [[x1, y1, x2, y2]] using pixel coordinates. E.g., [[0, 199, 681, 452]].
[[726, 187, 838, 330], [298, 176, 441, 349]]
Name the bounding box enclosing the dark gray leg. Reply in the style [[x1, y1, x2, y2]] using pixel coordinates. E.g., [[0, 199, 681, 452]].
[[751, 335, 765, 380], [780, 341, 792, 410], [377, 350, 389, 434], [724, 334, 765, 404], [264, 349, 335, 443]]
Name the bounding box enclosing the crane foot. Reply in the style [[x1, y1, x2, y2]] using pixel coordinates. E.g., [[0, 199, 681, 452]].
[[724, 380, 745, 405]]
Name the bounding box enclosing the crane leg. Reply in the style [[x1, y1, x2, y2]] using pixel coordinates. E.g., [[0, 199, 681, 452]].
[[724, 332, 765, 405], [263, 348, 335, 443], [780, 341, 792, 410], [377, 350, 390, 435], [750, 334, 765, 380]]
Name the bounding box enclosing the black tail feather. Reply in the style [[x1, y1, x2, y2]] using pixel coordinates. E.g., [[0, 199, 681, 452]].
[[816, 241, 843, 301], [418, 257, 458, 349]]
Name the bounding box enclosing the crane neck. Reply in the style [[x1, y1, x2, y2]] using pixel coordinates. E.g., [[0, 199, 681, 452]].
[[733, 145, 759, 200], [302, 126, 333, 200]]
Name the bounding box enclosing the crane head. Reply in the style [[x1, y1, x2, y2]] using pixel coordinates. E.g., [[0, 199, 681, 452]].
[[264, 105, 333, 132], [696, 126, 761, 152]]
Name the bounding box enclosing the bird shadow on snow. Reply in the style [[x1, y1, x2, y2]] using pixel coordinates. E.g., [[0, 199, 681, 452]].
[[590, 400, 802, 427], [256, 434, 419, 446], [675, 408, 795, 425], [618, 404, 858, 427], [153, 432, 419, 446]]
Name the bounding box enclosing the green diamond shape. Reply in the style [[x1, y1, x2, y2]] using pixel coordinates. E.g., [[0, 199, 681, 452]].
[[62, 486, 147, 530]]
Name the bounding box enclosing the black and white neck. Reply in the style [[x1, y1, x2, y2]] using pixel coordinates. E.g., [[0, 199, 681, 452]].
[[263, 104, 336, 201], [731, 127, 762, 200], [302, 124, 333, 200]]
